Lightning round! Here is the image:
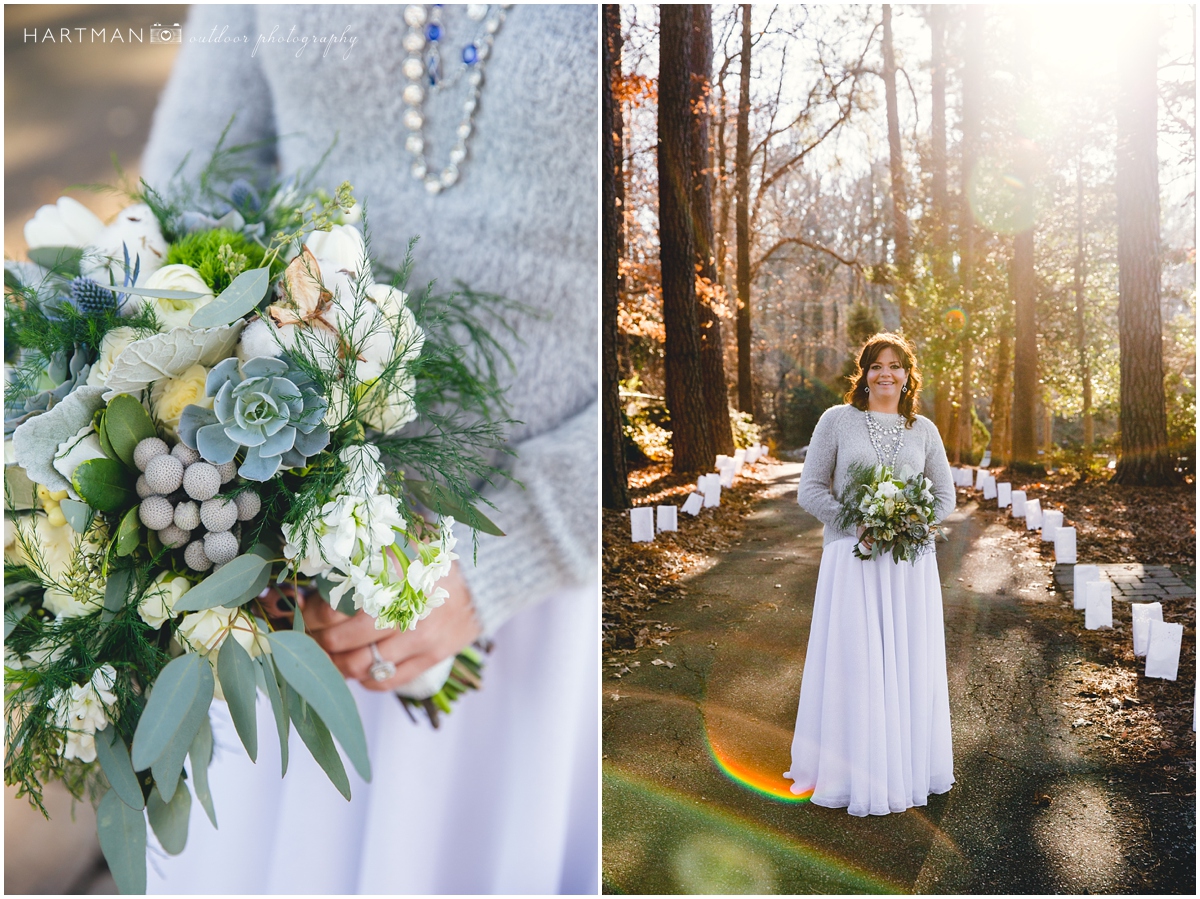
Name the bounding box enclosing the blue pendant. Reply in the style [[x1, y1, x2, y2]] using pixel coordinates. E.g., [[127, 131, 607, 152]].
[[426, 23, 441, 41], [462, 43, 478, 64]]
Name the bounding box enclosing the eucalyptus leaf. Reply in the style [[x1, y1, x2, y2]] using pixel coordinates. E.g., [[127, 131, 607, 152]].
[[131, 654, 205, 771], [4, 465, 37, 511], [103, 394, 158, 469], [217, 636, 258, 761], [287, 685, 351, 801], [106, 284, 208, 301], [189, 716, 218, 829], [151, 664, 214, 804], [258, 654, 289, 776], [405, 479, 504, 537], [115, 505, 140, 555], [173, 554, 270, 612], [94, 727, 144, 811], [223, 557, 271, 609], [103, 569, 132, 621], [61, 498, 94, 534], [266, 631, 370, 782], [96, 789, 146, 895], [146, 783, 192, 855], [27, 245, 82, 274], [72, 457, 133, 512], [189, 267, 270, 328]]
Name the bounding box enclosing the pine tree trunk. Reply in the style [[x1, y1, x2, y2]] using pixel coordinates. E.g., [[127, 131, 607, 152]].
[[1113, 9, 1178, 485], [1074, 155, 1093, 459], [883, 5, 911, 329], [1010, 18, 1038, 466], [991, 329, 1013, 466], [660, 5, 714, 473], [602, 4, 630, 509], [955, 5, 982, 464], [929, 4, 950, 285], [735, 3, 753, 413], [691, 5, 734, 455]]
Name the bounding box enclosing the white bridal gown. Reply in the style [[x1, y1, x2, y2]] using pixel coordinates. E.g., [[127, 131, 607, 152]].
[[784, 406, 955, 815]]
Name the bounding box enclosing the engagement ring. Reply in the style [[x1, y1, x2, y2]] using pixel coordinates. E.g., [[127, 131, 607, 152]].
[[368, 643, 396, 682]]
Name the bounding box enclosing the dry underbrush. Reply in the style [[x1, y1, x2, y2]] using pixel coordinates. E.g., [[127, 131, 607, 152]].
[[601, 458, 779, 656], [974, 472, 1196, 781]]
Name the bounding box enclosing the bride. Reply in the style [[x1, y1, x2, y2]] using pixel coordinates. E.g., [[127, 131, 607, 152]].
[[784, 332, 956, 816]]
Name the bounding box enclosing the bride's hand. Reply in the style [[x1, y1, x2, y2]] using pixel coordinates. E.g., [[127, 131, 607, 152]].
[[298, 563, 481, 692], [857, 526, 875, 549]]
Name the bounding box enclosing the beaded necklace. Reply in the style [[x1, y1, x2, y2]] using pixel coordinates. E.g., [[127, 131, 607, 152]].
[[400, 4, 511, 195], [865, 410, 905, 469]]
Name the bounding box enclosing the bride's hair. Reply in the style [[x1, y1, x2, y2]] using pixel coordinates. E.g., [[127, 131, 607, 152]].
[[845, 332, 922, 427]]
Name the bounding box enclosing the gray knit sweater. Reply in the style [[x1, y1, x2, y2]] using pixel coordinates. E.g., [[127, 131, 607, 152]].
[[796, 404, 955, 546], [140, 5, 598, 637]]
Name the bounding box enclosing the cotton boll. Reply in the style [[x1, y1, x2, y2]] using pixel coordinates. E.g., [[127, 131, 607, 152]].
[[236, 318, 284, 363]]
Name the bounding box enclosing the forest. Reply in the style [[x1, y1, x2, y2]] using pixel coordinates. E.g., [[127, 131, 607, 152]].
[[601, 3, 1196, 506]]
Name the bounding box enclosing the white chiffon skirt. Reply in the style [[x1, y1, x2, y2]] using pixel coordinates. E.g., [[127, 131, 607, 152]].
[[783, 537, 954, 816], [146, 585, 598, 894]]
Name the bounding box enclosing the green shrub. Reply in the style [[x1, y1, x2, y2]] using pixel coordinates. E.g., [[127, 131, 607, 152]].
[[778, 372, 841, 448]]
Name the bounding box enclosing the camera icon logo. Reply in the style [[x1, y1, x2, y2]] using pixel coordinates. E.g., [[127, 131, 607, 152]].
[[150, 22, 182, 44]]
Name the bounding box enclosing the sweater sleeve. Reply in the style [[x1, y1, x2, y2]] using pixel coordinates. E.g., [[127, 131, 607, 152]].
[[453, 401, 598, 639], [922, 419, 956, 523], [139, 6, 277, 188], [796, 406, 845, 528]]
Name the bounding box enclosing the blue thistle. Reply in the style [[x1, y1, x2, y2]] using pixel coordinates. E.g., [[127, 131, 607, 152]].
[[69, 277, 117, 315]]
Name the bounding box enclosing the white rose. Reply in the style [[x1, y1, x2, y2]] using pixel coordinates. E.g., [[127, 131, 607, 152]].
[[79, 203, 168, 287], [24, 197, 104, 249], [85, 326, 139, 387], [150, 364, 213, 439], [53, 424, 108, 493], [138, 573, 189, 629], [366, 283, 425, 363], [305, 225, 370, 281], [360, 371, 418, 434], [141, 264, 216, 331], [177, 606, 236, 656]]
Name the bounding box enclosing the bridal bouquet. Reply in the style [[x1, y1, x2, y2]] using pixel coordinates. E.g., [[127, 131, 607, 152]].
[[835, 463, 943, 564], [4, 144, 511, 892]]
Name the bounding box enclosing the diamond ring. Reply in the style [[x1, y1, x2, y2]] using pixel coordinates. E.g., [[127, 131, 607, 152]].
[[368, 643, 396, 682]]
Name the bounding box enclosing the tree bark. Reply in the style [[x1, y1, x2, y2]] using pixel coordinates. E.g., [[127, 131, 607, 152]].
[[991, 328, 1013, 466], [955, 5, 983, 464], [691, 5, 734, 455], [1010, 14, 1039, 466], [1074, 153, 1093, 458], [602, 5, 630, 508], [660, 4, 714, 473], [735, 3, 753, 413], [882, 4, 911, 329], [928, 4, 950, 285], [1113, 8, 1178, 485]]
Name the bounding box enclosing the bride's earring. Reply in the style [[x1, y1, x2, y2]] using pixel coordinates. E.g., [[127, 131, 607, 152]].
[[864, 385, 869, 394], [901, 382, 908, 394]]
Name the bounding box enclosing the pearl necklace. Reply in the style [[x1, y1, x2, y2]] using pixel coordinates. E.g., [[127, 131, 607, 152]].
[[400, 4, 510, 195], [865, 410, 905, 469]]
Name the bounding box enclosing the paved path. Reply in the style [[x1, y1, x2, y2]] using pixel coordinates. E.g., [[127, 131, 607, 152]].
[[603, 462, 1195, 894]]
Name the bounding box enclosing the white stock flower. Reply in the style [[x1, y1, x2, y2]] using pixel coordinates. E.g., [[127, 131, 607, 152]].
[[138, 573, 189, 629], [85, 326, 139, 388], [282, 519, 334, 577], [24, 197, 104, 249], [79, 203, 168, 285], [62, 730, 98, 763], [141, 264, 215, 330]]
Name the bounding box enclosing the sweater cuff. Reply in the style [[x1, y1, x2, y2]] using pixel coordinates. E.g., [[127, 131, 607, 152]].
[[454, 403, 598, 638]]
